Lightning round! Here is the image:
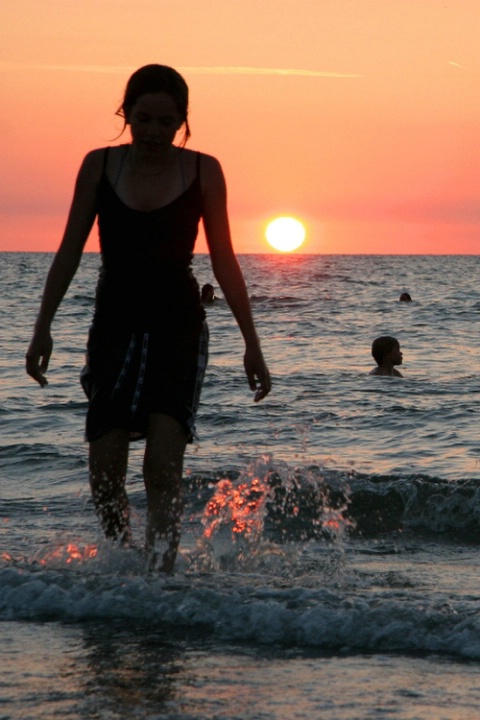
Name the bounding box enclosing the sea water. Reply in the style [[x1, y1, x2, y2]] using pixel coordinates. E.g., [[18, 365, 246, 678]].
[[1, 252, 479, 719]]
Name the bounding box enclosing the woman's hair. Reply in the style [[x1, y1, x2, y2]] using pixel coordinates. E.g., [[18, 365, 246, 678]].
[[116, 64, 191, 144], [371, 336, 399, 365]]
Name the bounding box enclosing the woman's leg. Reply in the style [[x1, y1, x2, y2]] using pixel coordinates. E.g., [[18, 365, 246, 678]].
[[143, 413, 188, 572], [89, 428, 131, 544]]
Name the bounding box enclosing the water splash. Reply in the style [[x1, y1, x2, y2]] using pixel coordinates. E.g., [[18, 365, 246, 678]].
[[35, 542, 98, 567], [196, 460, 273, 571], [190, 456, 353, 576]]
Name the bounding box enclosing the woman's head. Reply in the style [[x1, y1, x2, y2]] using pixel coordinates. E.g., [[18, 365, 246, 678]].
[[117, 64, 191, 144]]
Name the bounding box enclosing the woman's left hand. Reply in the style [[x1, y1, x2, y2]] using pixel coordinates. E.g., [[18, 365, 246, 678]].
[[244, 346, 271, 402]]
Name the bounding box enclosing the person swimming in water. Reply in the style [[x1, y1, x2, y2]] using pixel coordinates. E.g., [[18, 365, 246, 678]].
[[201, 283, 217, 304], [369, 336, 404, 377]]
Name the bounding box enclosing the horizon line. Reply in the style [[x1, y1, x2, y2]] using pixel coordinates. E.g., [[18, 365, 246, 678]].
[[2, 250, 477, 257]]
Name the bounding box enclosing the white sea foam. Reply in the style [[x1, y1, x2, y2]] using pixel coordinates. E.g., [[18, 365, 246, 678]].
[[2, 561, 480, 660]]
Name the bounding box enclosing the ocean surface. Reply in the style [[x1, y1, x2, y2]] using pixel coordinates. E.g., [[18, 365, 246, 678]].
[[1, 252, 479, 719]]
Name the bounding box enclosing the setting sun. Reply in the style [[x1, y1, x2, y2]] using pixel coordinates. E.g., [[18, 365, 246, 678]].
[[265, 217, 306, 253]]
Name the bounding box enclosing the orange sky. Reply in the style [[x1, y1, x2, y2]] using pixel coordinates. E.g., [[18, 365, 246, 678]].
[[0, 0, 479, 254]]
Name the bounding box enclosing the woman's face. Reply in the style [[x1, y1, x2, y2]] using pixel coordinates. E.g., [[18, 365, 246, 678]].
[[128, 92, 183, 152]]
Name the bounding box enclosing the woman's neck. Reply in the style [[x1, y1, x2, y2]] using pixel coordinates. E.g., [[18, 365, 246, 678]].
[[128, 144, 178, 175]]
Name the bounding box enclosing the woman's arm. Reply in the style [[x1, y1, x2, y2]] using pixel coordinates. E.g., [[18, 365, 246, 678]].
[[201, 154, 271, 401], [26, 150, 103, 386]]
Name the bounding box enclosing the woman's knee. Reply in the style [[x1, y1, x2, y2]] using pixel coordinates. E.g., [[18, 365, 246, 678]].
[[143, 414, 187, 476]]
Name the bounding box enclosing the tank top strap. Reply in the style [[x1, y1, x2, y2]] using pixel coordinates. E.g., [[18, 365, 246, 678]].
[[102, 147, 109, 175], [179, 150, 202, 190], [178, 149, 187, 190], [112, 146, 129, 189], [101, 145, 129, 188]]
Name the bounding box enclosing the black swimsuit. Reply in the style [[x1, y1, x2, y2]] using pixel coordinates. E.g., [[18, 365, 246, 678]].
[[81, 147, 208, 442]]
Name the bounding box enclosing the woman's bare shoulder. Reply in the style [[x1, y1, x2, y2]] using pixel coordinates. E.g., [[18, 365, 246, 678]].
[[197, 151, 222, 171], [180, 147, 220, 170], [83, 147, 106, 165], [195, 151, 225, 193], [80, 145, 127, 178], [77, 147, 106, 182]]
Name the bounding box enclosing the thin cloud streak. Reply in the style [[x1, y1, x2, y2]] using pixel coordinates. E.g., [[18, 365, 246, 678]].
[[448, 61, 477, 72], [181, 66, 361, 78], [0, 62, 361, 78]]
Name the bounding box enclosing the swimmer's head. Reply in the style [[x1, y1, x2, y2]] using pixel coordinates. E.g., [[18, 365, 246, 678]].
[[372, 336, 402, 366], [399, 292, 412, 302], [201, 283, 215, 303]]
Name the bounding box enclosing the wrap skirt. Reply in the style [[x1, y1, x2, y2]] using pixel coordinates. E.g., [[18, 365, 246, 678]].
[[80, 321, 209, 443]]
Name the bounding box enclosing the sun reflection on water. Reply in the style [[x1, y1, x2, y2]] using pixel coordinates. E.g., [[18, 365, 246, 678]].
[[202, 476, 270, 542], [38, 543, 98, 566]]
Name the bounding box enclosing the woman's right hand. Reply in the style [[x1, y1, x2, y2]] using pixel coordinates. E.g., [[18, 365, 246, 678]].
[[26, 330, 53, 387]]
